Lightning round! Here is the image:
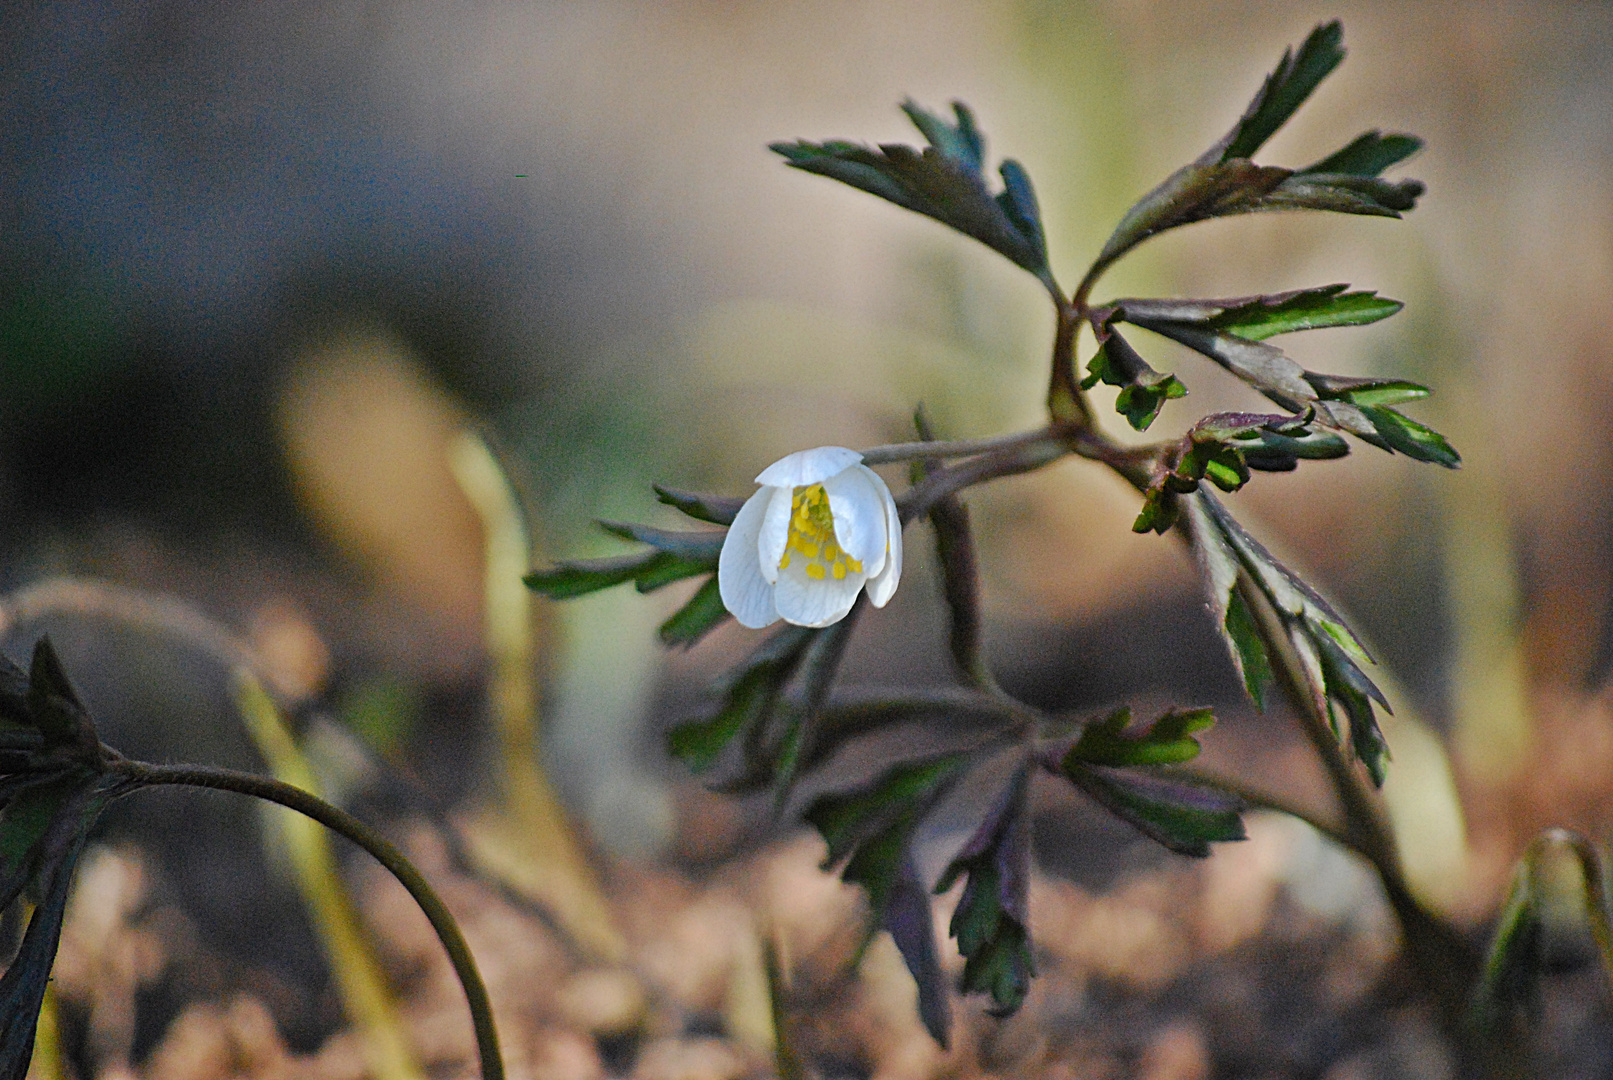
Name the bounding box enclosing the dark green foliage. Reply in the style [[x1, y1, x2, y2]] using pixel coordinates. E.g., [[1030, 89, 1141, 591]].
[[525, 522, 723, 599], [1307, 374, 1461, 467], [805, 754, 970, 1045], [1067, 706, 1216, 767], [1092, 23, 1421, 273], [1211, 21, 1346, 164], [653, 484, 744, 526], [0, 642, 124, 1080], [772, 101, 1054, 288], [1056, 758, 1245, 857], [1133, 412, 1348, 533], [936, 766, 1033, 1016], [1184, 491, 1391, 784], [658, 576, 729, 648], [1471, 830, 1613, 1047], [1081, 327, 1186, 431], [667, 624, 816, 773]]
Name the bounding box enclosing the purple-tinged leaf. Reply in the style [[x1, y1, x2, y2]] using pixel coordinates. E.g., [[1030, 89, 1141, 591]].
[[936, 765, 1033, 1016], [1068, 706, 1217, 768], [1057, 762, 1245, 857], [885, 856, 952, 1046], [1208, 22, 1345, 164]]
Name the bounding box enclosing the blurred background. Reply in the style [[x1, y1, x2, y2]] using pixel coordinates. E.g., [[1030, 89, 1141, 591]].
[[3, 1, 1613, 1077]]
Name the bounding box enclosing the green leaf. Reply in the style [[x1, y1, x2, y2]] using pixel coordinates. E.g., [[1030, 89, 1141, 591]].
[[1305, 373, 1429, 407], [1302, 131, 1422, 176], [1213, 21, 1346, 163], [773, 102, 1053, 283], [1257, 172, 1423, 217], [1204, 286, 1402, 341], [1223, 590, 1274, 708], [936, 766, 1035, 1017], [805, 752, 970, 1045], [658, 576, 729, 648], [0, 775, 113, 1080], [526, 523, 723, 599], [1082, 328, 1186, 431], [806, 753, 967, 868], [26, 639, 97, 754], [653, 484, 744, 526], [667, 625, 816, 773], [1357, 405, 1461, 468], [1471, 829, 1613, 1042], [1130, 320, 1315, 405], [1094, 159, 1293, 270], [1068, 706, 1216, 767], [1057, 762, 1245, 857]]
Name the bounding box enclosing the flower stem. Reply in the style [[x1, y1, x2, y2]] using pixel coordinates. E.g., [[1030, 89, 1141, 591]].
[[109, 759, 504, 1080], [859, 426, 1066, 466]]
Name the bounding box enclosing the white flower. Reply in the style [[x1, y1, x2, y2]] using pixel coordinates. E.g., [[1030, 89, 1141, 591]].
[[719, 446, 903, 629]]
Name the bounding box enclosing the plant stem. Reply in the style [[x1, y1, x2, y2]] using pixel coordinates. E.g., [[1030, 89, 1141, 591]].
[[860, 426, 1066, 466], [110, 759, 505, 1080]]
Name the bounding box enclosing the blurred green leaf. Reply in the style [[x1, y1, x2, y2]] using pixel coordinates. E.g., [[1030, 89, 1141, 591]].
[[1068, 706, 1216, 767], [936, 766, 1033, 1016], [668, 625, 816, 773], [1224, 589, 1274, 708], [25, 640, 97, 754], [526, 522, 724, 599], [653, 485, 744, 526], [805, 753, 970, 1046], [773, 102, 1054, 286], [658, 576, 730, 648]]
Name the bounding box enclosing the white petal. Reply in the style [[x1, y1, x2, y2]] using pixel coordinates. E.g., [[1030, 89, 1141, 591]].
[[821, 463, 889, 575], [773, 558, 864, 628], [863, 476, 903, 608], [718, 489, 779, 629], [757, 485, 793, 585], [754, 446, 863, 488]]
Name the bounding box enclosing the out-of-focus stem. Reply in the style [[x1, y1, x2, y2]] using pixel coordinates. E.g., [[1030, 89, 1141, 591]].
[[448, 432, 625, 962], [113, 758, 504, 1080], [233, 671, 426, 1080]]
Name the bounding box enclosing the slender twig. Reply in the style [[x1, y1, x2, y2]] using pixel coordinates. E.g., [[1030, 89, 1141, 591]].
[[109, 759, 504, 1080], [859, 426, 1065, 466]]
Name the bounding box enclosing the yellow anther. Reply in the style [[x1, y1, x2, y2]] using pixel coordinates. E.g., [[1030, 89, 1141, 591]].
[[832, 563, 847, 580], [806, 563, 826, 580], [800, 541, 819, 558], [779, 553, 791, 568]]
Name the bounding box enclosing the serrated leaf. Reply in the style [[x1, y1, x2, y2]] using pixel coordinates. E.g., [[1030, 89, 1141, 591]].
[[936, 766, 1033, 1017], [1094, 159, 1292, 270], [1058, 763, 1245, 857], [667, 625, 816, 773], [1302, 131, 1422, 177], [658, 576, 729, 648], [1316, 635, 1391, 787], [1212, 22, 1346, 164], [653, 484, 744, 526], [773, 102, 1051, 282], [1082, 327, 1186, 432], [525, 550, 709, 599], [1069, 706, 1216, 768]]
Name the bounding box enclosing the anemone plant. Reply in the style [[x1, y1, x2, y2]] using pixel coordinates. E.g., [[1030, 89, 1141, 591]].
[[525, 21, 1580, 1070]]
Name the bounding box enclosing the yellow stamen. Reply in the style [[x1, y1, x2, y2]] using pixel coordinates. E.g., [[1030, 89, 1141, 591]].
[[806, 563, 826, 580], [781, 483, 862, 585]]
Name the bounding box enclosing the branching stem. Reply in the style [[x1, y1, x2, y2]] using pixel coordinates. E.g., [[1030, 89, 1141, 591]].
[[109, 759, 504, 1080]]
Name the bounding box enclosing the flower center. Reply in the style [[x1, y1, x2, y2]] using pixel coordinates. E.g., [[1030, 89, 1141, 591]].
[[779, 484, 864, 581]]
